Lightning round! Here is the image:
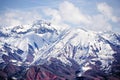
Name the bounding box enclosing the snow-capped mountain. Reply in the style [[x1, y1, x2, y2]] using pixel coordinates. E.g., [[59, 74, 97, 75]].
[[0, 20, 120, 80]]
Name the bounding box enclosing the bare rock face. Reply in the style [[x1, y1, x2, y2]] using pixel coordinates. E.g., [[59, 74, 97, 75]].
[[26, 66, 65, 80], [4, 63, 20, 76], [0, 71, 7, 80], [0, 63, 21, 80]]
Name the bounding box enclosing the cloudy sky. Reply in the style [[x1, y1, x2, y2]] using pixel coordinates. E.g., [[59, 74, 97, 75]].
[[0, 0, 120, 33]]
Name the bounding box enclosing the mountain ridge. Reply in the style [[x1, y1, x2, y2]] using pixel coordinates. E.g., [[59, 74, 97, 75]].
[[0, 20, 120, 80]]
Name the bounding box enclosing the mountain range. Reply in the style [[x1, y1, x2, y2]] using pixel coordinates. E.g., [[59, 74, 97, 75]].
[[0, 20, 120, 80]]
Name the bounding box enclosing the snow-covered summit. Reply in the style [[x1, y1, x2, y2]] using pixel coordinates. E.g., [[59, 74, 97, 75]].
[[0, 20, 120, 78]]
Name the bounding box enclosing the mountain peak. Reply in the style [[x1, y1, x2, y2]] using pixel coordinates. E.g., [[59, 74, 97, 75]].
[[0, 20, 120, 79]]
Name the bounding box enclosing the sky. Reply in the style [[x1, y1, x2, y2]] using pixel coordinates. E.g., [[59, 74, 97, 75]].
[[0, 0, 120, 33]]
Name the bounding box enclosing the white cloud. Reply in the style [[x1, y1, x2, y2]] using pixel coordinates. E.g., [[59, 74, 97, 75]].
[[0, 1, 119, 33], [43, 1, 114, 32], [87, 14, 112, 31], [43, 1, 92, 31], [43, 1, 90, 25], [43, 8, 70, 31], [97, 2, 118, 22], [59, 1, 90, 24], [0, 9, 41, 27], [43, 8, 61, 24]]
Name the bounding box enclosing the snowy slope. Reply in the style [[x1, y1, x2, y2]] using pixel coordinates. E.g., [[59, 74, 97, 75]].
[[0, 20, 120, 78]]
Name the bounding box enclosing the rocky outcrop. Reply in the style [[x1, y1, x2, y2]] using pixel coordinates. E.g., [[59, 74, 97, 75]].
[[26, 66, 65, 80]]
